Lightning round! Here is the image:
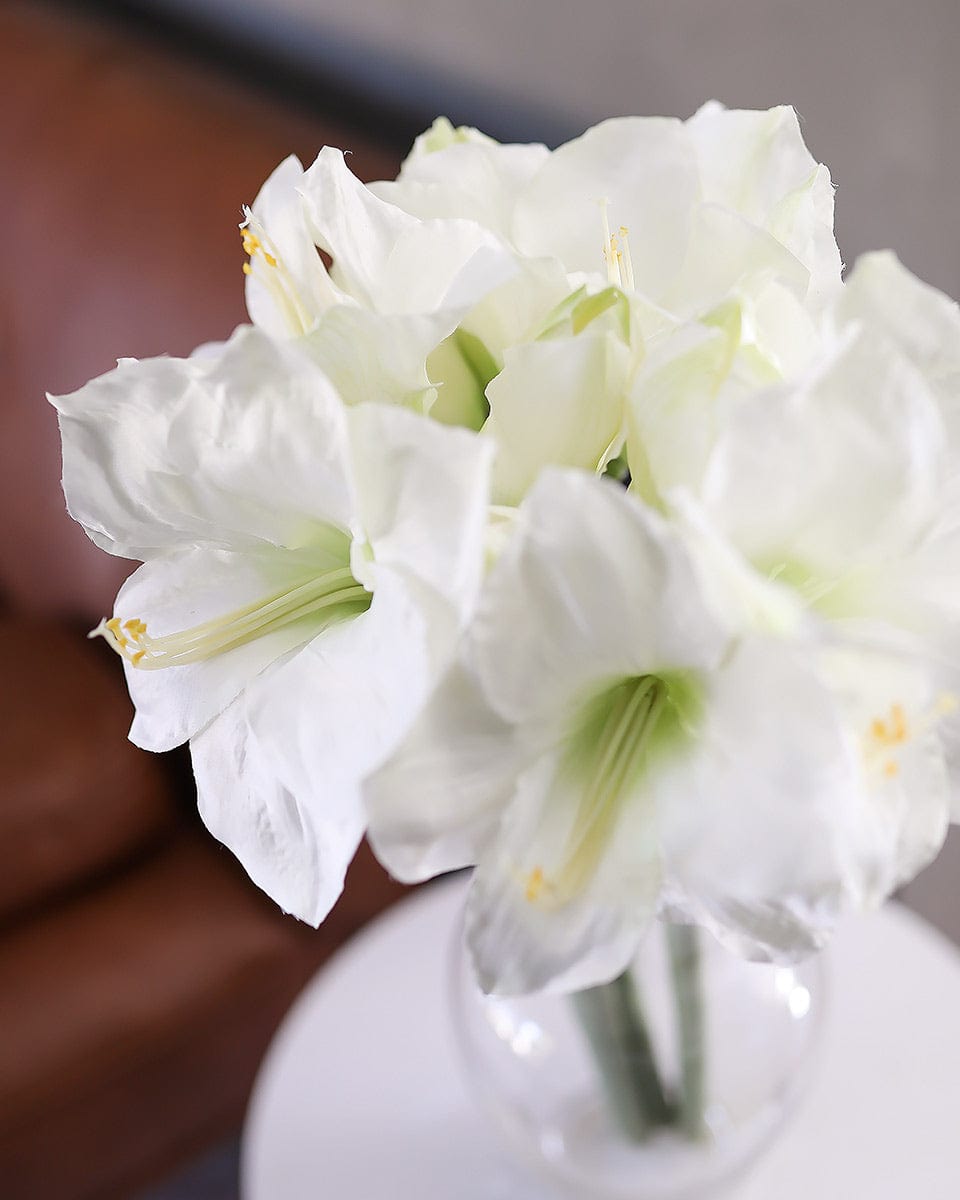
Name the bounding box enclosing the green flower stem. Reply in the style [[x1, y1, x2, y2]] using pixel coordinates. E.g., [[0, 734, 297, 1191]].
[[571, 968, 673, 1141], [666, 923, 706, 1138]]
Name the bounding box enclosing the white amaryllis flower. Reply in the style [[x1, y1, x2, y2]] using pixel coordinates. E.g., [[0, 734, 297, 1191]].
[[627, 248, 960, 512], [241, 148, 519, 336], [834, 251, 960, 493], [238, 106, 841, 495], [677, 313, 960, 821], [690, 322, 956, 651], [365, 470, 891, 995], [376, 103, 840, 317], [51, 325, 493, 925]]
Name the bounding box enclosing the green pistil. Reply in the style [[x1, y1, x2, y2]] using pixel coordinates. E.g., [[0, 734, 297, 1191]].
[[550, 676, 667, 903]]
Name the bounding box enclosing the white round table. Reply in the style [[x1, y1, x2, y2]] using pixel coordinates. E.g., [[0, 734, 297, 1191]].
[[242, 877, 960, 1199]]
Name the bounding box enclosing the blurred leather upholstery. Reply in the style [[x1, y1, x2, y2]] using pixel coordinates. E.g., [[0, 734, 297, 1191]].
[[0, 3, 408, 1197], [0, 617, 174, 921]]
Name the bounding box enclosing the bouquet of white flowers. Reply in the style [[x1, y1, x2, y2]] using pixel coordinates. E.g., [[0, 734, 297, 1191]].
[[51, 104, 960, 1151]]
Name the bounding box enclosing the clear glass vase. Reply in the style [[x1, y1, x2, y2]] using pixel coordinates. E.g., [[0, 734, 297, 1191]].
[[450, 918, 825, 1199]]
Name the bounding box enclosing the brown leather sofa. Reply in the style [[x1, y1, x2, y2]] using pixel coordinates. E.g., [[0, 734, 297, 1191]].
[[0, 5, 407, 1196]]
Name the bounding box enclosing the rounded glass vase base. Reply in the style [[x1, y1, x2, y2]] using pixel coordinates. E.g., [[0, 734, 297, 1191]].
[[242, 875, 960, 1200], [504, 1103, 779, 1200], [454, 911, 822, 1200]]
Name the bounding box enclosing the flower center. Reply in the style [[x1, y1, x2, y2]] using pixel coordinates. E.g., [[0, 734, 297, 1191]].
[[91, 566, 370, 670], [240, 212, 313, 336], [525, 674, 695, 908]]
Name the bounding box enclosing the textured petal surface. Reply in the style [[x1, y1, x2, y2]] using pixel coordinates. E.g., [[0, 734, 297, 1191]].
[[665, 202, 810, 316], [484, 332, 631, 505], [117, 542, 351, 751], [656, 638, 864, 960], [837, 250, 960, 422], [53, 326, 355, 559], [687, 102, 841, 307], [365, 659, 522, 882], [513, 117, 699, 298], [346, 403, 494, 613], [302, 147, 517, 315], [470, 470, 727, 724], [701, 326, 947, 584], [193, 567, 453, 924], [372, 125, 549, 238], [465, 744, 661, 995], [301, 306, 453, 413]]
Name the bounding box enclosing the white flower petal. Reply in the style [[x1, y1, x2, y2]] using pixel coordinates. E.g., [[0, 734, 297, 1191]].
[[372, 129, 549, 238], [346, 403, 494, 613], [837, 250, 960, 422], [667, 203, 810, 316], [244, 154, 344, 336], [300, 147, 418, 309], [701, 325, 947, 584], [513, 117, 699, 297], [192, 567, 452, 925], [301, 147, 517, 315], [484, 332, 631, 506], [365, 660, 522, 882], [465, 744, 660, 995], [458, 256, 573, 370], [471, 470, 727, 724], [302, 306, 455, 414], [52, 326, 355, 558], [628, 284, 819, 506], [191, 678, 361, 927], [687, 102, 841, 307], [820, 641, 952, 898], [380, 220, 519, 315], [117, 543, 350, 751], [656, 638, 864, 960]]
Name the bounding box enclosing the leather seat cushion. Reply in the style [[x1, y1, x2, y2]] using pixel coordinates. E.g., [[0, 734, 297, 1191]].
[[0, 833, 320, 1200], [0, 616, 177, 921]]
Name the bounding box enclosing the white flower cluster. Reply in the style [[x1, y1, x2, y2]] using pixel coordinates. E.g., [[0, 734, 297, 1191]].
[[52, 106, 960, 994]]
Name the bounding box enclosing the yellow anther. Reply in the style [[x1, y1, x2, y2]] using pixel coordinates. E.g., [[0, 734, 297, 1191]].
[[869, 703, 910, 748], [597, 201, 635, 290], [241, 222, 280, 273], [132, 650, 146, 665], [105, 617, 128, 649], [525, 866, 546, 904], [864, 694, 956, 785]]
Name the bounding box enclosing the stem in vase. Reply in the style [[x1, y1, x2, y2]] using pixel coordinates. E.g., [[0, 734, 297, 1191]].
[[667, 922, 706, 1138], [571, 967, 673, 1140]]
